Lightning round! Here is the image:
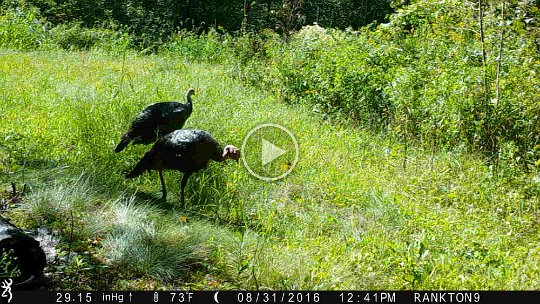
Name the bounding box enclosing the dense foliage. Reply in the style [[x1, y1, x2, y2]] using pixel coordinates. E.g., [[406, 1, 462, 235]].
[[265, 0, 540, 167], [1, 0, 393, 41]]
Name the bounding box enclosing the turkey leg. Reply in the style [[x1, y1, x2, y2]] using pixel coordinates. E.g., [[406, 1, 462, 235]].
[[158, 170, 167, 202], [180, 172, 193, 206]]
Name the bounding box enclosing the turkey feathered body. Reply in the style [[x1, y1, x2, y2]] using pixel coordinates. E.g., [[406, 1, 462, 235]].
[[127, 129, 222, 177], [115, 101, 192, 152]]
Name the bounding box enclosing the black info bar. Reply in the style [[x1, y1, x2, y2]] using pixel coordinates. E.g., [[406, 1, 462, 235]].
[[6, 290, 540, 304]]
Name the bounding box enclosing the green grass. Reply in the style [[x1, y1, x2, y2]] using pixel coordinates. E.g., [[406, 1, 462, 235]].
[[1, 49, 539, 290]]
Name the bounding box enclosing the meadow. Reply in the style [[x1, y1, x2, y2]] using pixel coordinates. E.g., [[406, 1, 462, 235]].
[[1, 48, 539, 290], [1, 0, 540, 291]]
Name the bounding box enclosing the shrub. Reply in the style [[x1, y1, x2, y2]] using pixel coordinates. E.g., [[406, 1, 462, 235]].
[[48, 23, 132, 51], [269, 25, 391, 126], [0, 5, 47, 49], [0, 4, 132, 52], [264, 0, 540, 165], [0, 249, 21, 277]]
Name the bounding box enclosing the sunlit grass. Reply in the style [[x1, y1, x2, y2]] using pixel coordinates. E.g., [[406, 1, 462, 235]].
[[1, 49, 539, 289]]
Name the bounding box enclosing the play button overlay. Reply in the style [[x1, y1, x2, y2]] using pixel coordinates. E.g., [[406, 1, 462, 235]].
[[241, 123, 299, 181], [262, 139, 286, 166]]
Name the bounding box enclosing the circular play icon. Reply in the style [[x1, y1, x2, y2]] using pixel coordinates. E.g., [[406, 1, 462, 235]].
[[241, 123, 299, 181]]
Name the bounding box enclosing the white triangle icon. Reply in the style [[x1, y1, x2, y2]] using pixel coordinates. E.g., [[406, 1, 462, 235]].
[[262, 139, 286, 166]]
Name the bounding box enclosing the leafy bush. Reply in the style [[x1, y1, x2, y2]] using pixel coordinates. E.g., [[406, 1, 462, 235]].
[[48, 23, 132, 51], [0, 5, 47, 49], [264, 0, 540, 165], [0, 249, 21, 277], [47, 23, 103, 50], [269, 25, 391, 126], [0, 4, 132, 52], [225, 30, 281, 87]]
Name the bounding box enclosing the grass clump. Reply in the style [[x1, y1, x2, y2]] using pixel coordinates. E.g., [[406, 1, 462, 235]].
[[16, 172, 225, 289], [98, 198, 212, 280]]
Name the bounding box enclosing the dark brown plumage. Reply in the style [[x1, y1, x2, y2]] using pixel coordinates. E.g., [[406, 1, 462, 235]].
[[125, 129, 240, 204], [115, 88, 195, 153]]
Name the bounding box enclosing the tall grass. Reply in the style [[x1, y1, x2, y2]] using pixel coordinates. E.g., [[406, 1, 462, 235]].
[[1, 48, 539, 289]]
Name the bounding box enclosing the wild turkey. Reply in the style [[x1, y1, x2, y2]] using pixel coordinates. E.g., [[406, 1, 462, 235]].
[[125, 129, 240, 204], [114, 88, 195, 153]]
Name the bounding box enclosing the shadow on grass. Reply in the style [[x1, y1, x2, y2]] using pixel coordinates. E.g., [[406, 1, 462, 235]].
[[131, 190, 186, 212], [77, 161, 261, 235]]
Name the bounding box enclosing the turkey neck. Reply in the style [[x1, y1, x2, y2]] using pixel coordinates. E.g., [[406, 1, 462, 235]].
[[185, 93, 193, 114], [219, 147, 229, 162]]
